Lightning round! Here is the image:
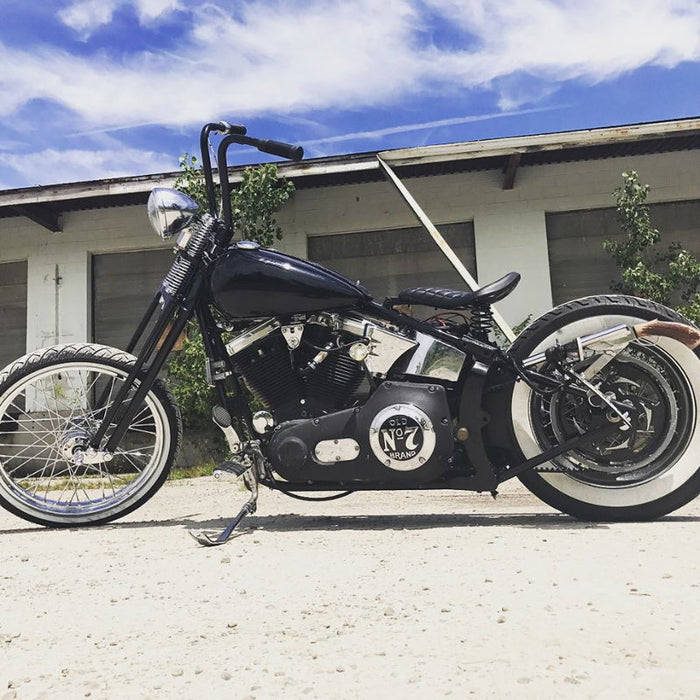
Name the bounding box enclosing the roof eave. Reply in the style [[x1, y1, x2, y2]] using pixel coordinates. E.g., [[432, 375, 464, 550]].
[[1, 116, 699, 212]]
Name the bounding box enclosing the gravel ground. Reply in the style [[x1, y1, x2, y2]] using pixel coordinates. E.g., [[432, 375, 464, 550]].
[[1, 477, 698, 699]]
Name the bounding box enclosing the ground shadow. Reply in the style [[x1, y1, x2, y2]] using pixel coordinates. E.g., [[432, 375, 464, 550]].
[[176, 511, 700, 533], [2, 512, 699, 537]]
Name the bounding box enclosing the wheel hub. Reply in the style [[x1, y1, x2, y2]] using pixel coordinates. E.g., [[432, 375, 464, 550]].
[[59, 423, 112, 465], [535, 350, 685, 484]]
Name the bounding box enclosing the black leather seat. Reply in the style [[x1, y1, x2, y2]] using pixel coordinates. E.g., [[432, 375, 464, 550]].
[[396, 272, 521, 309]]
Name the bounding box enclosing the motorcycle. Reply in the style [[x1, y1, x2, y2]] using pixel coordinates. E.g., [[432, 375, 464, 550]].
[[1, 121, 699, 546]]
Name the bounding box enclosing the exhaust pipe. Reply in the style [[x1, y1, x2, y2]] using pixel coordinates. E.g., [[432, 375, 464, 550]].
[[634, 320, 700, 356], [522, 320, 700, 370]]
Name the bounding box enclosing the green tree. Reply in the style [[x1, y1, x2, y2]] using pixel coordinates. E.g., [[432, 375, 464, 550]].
[[167, 157, 295, 441], [174, 154, 294, 245], [604, 171, 700, 325]]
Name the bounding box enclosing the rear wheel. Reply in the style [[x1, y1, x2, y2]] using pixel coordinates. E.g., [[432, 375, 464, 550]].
[[0, 343, 182, 527], [509, 296, 700, 520]]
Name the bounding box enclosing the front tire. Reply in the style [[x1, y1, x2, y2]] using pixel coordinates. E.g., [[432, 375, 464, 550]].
[[0, 343, 182, 527], [508, 295, 700, 520]]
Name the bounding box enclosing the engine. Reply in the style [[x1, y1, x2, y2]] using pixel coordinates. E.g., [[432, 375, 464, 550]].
[[225, 313, 464, 486], [228, 319, 365, 422]]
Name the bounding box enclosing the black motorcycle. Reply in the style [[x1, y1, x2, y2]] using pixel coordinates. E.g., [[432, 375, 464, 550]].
[[1, 121, 699, 545]]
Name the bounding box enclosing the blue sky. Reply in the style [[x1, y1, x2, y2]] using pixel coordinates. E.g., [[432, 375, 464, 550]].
[[1, 0, 699, 190]]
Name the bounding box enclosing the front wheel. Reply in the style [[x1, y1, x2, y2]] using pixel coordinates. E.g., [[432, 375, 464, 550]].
[[508, 295, 700, 520], [0, 343, 182, 527]]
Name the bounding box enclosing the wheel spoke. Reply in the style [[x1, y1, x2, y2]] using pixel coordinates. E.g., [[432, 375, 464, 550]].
[[0, 350, 173, 524]]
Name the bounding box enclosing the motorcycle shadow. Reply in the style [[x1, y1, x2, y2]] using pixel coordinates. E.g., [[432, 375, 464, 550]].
[[2, 513, 698, 536], [193, 511, 700, 533], [186, 511, 602, 533]]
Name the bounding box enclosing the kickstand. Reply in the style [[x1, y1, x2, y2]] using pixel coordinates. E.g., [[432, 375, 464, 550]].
[[190, 473, 258, 547]]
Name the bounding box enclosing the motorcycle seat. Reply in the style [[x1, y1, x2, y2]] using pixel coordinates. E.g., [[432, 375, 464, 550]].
[[396, 271, 521, 309]]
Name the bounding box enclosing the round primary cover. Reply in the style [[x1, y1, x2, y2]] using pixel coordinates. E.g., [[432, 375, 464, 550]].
[[369, 404, 436, 471]]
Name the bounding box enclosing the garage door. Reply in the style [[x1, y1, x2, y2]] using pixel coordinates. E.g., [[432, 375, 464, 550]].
[[308, 223, 476, 305], [547, 199, 700, 306], [92, 249, 174, 350], [0, 261, 27, 369]]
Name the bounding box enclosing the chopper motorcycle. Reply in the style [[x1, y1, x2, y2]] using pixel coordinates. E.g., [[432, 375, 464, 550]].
[[0, 121, 699, 545]]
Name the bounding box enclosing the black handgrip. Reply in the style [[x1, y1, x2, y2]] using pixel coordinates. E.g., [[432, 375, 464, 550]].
[[218, 121, 247, 135], [256, 139, 304, 161]]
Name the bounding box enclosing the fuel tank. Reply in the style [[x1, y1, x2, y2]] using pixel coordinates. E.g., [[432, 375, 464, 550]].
[[208, 242, 372, 319]]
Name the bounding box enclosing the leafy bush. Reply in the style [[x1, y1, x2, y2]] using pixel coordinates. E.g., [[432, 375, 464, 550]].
[[604, 171, 700, 325], [175, 155, 294, 245]]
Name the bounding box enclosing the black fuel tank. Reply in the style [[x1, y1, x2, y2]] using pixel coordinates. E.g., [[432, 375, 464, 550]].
[[208, 242, 372, 319]]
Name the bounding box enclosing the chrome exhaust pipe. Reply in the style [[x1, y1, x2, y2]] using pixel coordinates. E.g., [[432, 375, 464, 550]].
[[521, 323, 635, 368], [521, 319, 700, 372]]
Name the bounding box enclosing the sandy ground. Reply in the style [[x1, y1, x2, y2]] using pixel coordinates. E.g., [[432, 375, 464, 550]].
[[1, 477, 698, 700]]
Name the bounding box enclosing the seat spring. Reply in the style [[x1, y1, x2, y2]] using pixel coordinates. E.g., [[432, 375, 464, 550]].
[[470, 305, 494, 342]]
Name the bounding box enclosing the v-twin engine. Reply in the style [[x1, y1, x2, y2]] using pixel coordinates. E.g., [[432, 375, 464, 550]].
[[224, 312, 464, 485], [225, 313, 420, 423], [226, 318, 363, 422]]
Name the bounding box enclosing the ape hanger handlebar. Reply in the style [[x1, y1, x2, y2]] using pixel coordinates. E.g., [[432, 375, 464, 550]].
[[197, 121, 303, 229]]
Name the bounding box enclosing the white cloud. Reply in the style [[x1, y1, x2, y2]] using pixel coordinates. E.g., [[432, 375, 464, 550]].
[[59, 0, 182, 37], [1, 1, 422, 127], [301, 106, 562, 146], [59, 0, 118, 37], [2, 147, 176, 186], [423, 0, 700, 104], [135, 0, 183, 22], [4, 1, 700, 130]]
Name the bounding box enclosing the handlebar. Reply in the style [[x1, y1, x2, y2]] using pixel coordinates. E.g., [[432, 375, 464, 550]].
[[254, 139, 304, 161], [197, 119, 304, 237], [202, 121, 247, 136], [203, 122, 303, 160], [217, 121, 247, 136]]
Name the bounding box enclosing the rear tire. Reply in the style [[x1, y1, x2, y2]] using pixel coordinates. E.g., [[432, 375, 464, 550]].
[[0, 343, 182, 527], [508, 295, 700, 520]]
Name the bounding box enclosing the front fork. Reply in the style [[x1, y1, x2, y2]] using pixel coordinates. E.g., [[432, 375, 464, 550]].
[[89, 277, 213, 457]]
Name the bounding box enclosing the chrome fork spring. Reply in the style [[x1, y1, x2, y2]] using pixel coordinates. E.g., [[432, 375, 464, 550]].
[[186, 213, 215, 258], [162, 214, 215, 298], [162, 257, 193, 297]]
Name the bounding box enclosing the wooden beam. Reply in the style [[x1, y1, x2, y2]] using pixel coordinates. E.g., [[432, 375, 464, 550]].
[[502, 152, 521, 190], [377, 155, 516, 343], [11, 204, 62, 232]]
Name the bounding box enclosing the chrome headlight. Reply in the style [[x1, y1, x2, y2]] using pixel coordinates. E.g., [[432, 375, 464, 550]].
[[147, 188, 200, 239]]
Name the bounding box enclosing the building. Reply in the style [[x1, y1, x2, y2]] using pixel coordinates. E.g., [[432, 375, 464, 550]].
[[0, 117, 699, 370]]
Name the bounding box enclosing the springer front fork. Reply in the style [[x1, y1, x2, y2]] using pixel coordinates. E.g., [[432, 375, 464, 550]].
[[81, 284, 198, 466], [84, 283, 262, 546]]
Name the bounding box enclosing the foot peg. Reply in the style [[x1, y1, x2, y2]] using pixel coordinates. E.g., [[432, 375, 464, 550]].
[[213, 459, 249, 479]]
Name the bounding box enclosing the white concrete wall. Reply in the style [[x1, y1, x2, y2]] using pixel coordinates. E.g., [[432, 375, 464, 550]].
[[0, 205, 172, 353], [1, 147, 699, 356], [277, 149, 700, 325]]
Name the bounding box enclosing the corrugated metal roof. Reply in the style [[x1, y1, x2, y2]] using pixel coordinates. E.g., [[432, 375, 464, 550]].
[[1, 117, 699, 221]]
